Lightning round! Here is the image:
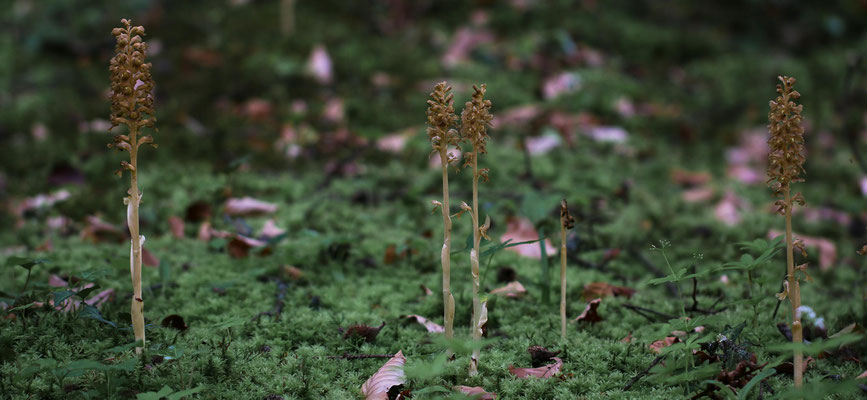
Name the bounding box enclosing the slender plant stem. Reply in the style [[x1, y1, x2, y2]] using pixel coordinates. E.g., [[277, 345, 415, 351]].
[[439, 147, 455, 342], [785, 186, 803, 388], [469, 149, 481, 376], [129, 124, 145, 354], [560, 221, 567, 341]]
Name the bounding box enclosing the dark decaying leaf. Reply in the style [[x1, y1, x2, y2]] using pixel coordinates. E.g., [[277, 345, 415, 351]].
[[527, 346, 561, 367], [582, 282, 635, 300], [344, 322, 386, 343], [161, 314, 188, 331], [185, 200, 212, 222], [142, 247, 160, 267], [574, 298, 602, 323]]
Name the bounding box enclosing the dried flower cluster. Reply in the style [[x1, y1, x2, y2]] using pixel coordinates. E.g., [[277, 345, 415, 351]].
[[461, 84, 493, 181], [110, 19, 156, 134], [767, 76, 805, 214]]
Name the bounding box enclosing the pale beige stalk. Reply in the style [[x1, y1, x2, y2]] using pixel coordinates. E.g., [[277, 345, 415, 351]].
[[127, 125, 145, 353], [439, 146, 455, 341], [785, 187, 803, 387], [469, 153, 482, 376]]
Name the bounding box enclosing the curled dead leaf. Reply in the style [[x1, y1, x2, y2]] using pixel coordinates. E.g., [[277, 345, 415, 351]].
[[224, 197, 278, 216], [527, 346, 561, 367], [650, 336, 680, 354], [574, 298, 602, 323], [501, 217, 556, 259], [404, 315, 444, 333], [509, 357, 562, 379], [361, 351, 406, 400], [490, 281, 527, 298], [582, 282, 635, 301], [161, 314, 188, 331], [455, 386, 497, 399], [344, 322, 386, 343]]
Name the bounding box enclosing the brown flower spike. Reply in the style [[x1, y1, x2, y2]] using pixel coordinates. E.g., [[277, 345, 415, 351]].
[[461, 84, 493, 377], [767, 75, 807, 389], [427, 82, 458, 344], [108, 19, 156, 354]]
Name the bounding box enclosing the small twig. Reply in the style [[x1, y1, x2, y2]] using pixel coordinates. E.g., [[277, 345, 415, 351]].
[[622, 303, 678, 321], [252, 279, 289, 322], [623, 355, 664, 390], [326, 353, 395, 360]]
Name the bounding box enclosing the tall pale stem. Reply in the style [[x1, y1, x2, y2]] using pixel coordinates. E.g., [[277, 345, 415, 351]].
[[560, 223, 567, 341], [785, 187, 803, 388], [469, 150, 481, 376], [129, 125, 145, 353], [439, 148, 455, 341]]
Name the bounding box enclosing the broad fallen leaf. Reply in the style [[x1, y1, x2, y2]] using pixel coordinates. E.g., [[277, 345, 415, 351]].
[[542, 72, 581, 100], [404, 315, 444, 333], [142, 247, 160, 267], [361, 351, 406, 400], [501, 217, 556, 259], [857, 370, 867, 380], [490, 281, 527, 298], [455, 386, 497, 399], [227, 235, 268, 259], [682, 187, 715, 203], [650, 336, 680, 354], [80, 216, 125, 243], [525, 134, 561, 155], [260, 219, 286, 239], [161, 314, 188, 331], [587, 126, 627, 143], [442, 27, 494, 68], [671, 168, 711, 187], [620, 332, 633, 343], [509, 357, 562, 379], [582, 282, 635, 301], [224, 197, 277, 216], [574, 298, 602, 323]]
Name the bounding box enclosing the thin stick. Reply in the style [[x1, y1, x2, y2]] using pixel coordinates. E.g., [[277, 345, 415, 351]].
[[440, 146, 455, 342], [623, 355, 664, 390], [469, 149, 482, 376], [559, 199, 574, 341], [326, 353, 395, 360], [128, 124, 145, 353]]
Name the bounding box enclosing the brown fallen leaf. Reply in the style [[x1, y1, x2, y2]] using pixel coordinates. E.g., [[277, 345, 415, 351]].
[[344, 322, 386, 343], [168, 216, 185, 239], [142, 247, 159, 267], [454, 386, 497, 399], [574, 298, 602, 323], [490, 281, 527, 298], [509, 357, 562, 379], [281, 265, 304, 281], [671, 168, 711, 187], [419, 285, 433, 297], [161, 314, 188, 331], [361, 350, 406, 400], [582, 282, 635, 301], [620, 332, 633, 343], [857, 370, 867, 379], [857, 245, 867, 256], [404, 315, 444, 333], [775, 356, 815, 376], [185, 200, 212, 222], [227, 235, 267, 259], [80, 215, 125, 243], [224, 197, 277, 216], [501, 217, 556, 259], [527, 346, 561, 367], [649, 336, 680, 354]]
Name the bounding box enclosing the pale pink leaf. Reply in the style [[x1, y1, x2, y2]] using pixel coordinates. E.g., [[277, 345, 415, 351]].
[[224, 197, 277, 216], [361, 351, 406, 400], [587, 126, 627, 143], [768, 230, 837, 270], [501, 217, 556, 259], [168, 216, 185, 239], [48, 274, 68, 287], [307, 45, 333, 84], [455, 386, 497, 399], [490, 281, 527, 298], [508, 357, 562, 379], [525, 134, 561, 155], [260, 219, 286, 239], [405, 315, 444, 333], [542, 72, 581, 100]]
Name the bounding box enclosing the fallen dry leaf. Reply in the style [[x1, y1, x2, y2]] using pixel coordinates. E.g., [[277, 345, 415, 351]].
[[442, 27, 494, 68], [260, 219, 286, 239], [168, 216, 184, 239], [344, 322, 386, 343], [376, 128, 414, 154], [671, 168, 712, 187], [501, 217, 556, 259], [361, 351, 406, 400], [527, 346, 561, 367], [574, 298, 602, 323], [542, 72, 581, 100], [582, 282, 635, 301], [768, 229, 837, 270], [142, 247, 159, 267], [419, 285, 433, 297], [649, 336, 680, 354], [224, 197, 277, 216], [185, 200, 212, 222], [404, 315, 444, 333], [525, 134, 561, 155], [80, 216, 125, 243], [455, 386, 497, 399], [586, 126, 628, 143], [509, 357, 562, 379], [858, 245, 867, 256], [490, 281, 527, 298], [682, 187, 715, 203], [281, 265, 304, 281], [857, 370, 867, 380], [715, 191, 748, 227], [161, 314, 188, 331], [227, 235, 268, 259], [620, 332, 633, 343]]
